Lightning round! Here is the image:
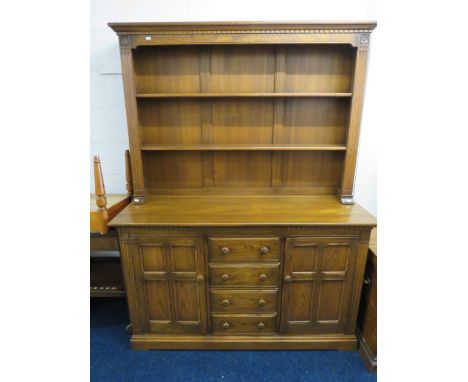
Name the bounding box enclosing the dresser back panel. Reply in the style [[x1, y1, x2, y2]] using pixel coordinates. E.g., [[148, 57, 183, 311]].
[[139, 99, 203, 145], [282, 98, 350, 145], [283, 44, 355, 93], [133, 45, 202, 93]]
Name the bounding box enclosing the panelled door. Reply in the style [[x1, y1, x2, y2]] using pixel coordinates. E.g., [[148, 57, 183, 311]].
[[132, 236, 207, 334], [281, 237, 358, 334]]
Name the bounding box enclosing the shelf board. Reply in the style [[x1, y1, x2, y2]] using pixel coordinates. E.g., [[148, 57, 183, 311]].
[[90, 285, 125, 298], [136, 92, 352, 99], [141, 144, 347, 151]]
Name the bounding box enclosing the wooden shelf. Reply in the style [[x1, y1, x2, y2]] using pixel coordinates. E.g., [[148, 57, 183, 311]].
[[136, 93, 352, 99], [140, 144, 347, 151], [90, 285, 126, 298]]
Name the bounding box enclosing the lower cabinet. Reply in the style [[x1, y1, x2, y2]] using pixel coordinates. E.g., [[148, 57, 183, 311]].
[[130, 236, 208, 334], [119, 229, 369, 349], [281, 237, 358, 334]]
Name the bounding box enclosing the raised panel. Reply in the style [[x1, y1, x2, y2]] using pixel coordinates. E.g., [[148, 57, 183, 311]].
[[139, 99, 202, 145], [291, 244, 318, 272], [174, 280, 199, 321], [211, 99, 274, 144], [322, 245, 350, 272], [287, 282, 313, 321], [133, 46, 201, 93], [172, 245, 197, 272], [208, 45, 275, 93], [146, 281, 171, 321], [141, 244, 165, 272], [316, 281, 344, 323], [213, 151, 272, 188], [284, 45, 355, 93]]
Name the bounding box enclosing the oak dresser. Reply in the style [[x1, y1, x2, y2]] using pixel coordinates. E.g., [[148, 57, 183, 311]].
[[108, 21, 377, 350]]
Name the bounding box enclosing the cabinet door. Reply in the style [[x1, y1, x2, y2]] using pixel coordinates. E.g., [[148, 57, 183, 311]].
[[132, 237, 207, 334], [281, 237, 358, 334]]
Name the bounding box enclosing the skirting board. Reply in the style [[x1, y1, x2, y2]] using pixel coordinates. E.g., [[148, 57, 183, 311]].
[[130, 334, 358, 350]]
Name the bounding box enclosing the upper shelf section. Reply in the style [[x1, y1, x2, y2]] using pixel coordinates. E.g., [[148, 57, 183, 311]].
[[132, 45, 357, 95]]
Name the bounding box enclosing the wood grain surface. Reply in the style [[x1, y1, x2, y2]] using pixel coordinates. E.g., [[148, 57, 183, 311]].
[[109, 195, 376, 227]]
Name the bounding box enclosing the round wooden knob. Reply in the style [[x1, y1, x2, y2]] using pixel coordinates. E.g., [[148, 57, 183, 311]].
[[221, 247, 230, 255], [259, 246, 269, 255], [222, 322, 230, 329], [258, 299, 266, 306], [257, 322, 265, 329], [284, 275, 292, 282], [221, 299, 230, 306], [221, 274, 230, 281], [259, 273, 268, 281], [196, 274, 204, 282]]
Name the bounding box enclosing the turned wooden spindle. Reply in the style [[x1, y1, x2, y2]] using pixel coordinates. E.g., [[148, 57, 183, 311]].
[[125, 149, 133, 196], [93, 155, 109, 234]]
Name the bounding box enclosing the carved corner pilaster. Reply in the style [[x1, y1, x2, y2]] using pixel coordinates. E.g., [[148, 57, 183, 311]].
[[118, 229, 132, 246], [358, 33, 370, 51], [359, 229, 371, 241], [119, 34, 130, 47], [119, 34, 135, 53]]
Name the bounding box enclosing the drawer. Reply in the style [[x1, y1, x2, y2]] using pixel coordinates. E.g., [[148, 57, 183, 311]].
[[210, 289, 279, 313], [90, 235, 119, 251], [209, 263, 279, 287], [208, 237, 280, 262], [211, 313, 277, 334]]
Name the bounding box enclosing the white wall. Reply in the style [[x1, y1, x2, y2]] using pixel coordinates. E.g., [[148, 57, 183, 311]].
[[90, 0, 377, 215]]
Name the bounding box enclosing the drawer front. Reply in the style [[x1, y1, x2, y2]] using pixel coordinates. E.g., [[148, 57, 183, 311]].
[[210, 289, 279, 313], [211, 314, 277, 334], [209, 264, 279, 287], [208, 237, 280, 262], [90, 235, 119, 251]]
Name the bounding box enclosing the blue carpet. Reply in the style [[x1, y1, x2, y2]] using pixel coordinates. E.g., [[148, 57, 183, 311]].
[[91, 299, 376, 382]]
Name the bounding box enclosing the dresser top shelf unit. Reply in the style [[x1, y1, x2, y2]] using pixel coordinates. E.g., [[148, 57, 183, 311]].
[[109, 21, 376, 205]]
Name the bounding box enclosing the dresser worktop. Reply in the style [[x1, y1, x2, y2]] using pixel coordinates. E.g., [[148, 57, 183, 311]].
[[108, 195, 376, 227]]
